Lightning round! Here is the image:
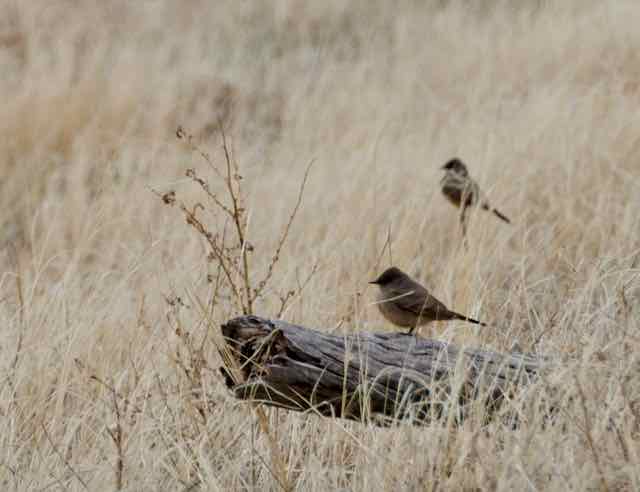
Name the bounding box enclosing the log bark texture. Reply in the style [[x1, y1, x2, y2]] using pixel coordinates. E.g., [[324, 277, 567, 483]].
[[220, 315, 550, 424]]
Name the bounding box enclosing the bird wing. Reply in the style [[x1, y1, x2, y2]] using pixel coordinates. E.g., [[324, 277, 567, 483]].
[[442, 174, 483, 208], [385, 284, 450, 319]]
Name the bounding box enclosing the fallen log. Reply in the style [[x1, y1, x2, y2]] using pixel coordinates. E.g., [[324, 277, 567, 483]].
[[219, 315, 552, 425]]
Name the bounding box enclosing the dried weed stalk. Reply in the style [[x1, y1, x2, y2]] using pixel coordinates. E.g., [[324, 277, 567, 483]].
[[166, 124, 315, 318], [154, 124, 316, 491]]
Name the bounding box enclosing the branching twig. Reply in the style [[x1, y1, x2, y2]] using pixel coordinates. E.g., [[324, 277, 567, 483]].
[[255, 158, 316, 300], [161, 124, 315, 491], [276, 262, 320, 318], [218, 122, 253, 315]]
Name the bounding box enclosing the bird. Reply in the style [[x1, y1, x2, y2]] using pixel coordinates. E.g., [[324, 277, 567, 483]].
[[440, 158, 511, 235], [369, 267, 486, 334]]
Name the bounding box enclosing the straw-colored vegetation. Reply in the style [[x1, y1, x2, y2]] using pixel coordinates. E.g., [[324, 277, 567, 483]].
[[1, 1, 639, 490]]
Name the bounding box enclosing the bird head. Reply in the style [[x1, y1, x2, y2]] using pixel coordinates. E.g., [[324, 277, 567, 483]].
[[369, 267, 408, 286], [441, 158, 469, 176]]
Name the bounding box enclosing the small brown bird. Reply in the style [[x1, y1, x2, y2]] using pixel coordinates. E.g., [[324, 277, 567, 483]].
[[441, 158, 511, 235], [370, 267, 486, 333]]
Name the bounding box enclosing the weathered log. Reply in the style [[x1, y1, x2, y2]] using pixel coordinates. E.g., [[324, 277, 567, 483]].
[[219, 315, 551, 425]]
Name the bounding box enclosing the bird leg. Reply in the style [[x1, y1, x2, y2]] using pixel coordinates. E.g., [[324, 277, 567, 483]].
[[460, 205, 469, 249]]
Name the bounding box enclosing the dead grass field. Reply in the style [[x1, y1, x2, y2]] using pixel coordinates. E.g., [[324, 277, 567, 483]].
[[1, 0, 640, 490]]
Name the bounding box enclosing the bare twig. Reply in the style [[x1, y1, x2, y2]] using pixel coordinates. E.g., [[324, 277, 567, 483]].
[[255, 158, 316, 299], [276, 262, 320, 318], [41, 421, 89, 491], [218, 122, 253, 315], [177, 125, 225, 181], [105, 380, 125, 491], [177, 199, 244, 312]]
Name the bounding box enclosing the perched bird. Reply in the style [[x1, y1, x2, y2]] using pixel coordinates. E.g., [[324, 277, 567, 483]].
[[440, 158, 511, 235], [369, 267, 486, 333]]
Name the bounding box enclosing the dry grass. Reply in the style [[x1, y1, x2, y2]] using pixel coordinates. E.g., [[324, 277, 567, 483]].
[[1, 0, 640, 490]]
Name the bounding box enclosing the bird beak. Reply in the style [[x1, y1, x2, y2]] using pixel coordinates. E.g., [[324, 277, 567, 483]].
[[369, 280, 379, 285], [440, 164, 448, 170]]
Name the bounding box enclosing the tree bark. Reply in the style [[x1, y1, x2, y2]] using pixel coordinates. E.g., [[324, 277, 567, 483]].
[[219, 315, 549, 425]]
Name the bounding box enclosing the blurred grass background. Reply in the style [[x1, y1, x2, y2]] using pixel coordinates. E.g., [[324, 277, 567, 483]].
[[1, 1, 639, 490]]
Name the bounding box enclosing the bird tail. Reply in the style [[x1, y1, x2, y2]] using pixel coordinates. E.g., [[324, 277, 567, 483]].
[[492, 208, 511, 224], [452, 311, 487, 327]]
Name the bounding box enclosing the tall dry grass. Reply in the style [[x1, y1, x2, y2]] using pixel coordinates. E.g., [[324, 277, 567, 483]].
[[1, 0, 639, 490]]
